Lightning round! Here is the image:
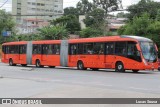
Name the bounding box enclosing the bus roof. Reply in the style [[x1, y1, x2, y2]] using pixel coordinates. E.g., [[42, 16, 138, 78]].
[[32, 40, 61, 44], [122, 35, 153, 42], [2, 40, 61, 45], [69, 35, 152, 43], [2, 35, 153, 45], [2, 41, 28, 45]]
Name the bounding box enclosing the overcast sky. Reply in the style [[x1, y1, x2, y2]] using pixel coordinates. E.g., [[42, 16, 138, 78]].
[[0, 0, 160, 12]]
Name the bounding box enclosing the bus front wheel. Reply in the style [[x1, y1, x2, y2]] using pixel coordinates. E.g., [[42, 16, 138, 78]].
[[115, 62, 125, 72], [77, 61, 87, 70]]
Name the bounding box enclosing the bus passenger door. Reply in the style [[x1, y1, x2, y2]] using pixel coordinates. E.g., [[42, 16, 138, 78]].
[[2, 46, 6, 61], [19, 45, 26, 64], [41, 44, 48, 64], [105, 42, 115, 69], [69, 44, 78, 67], [13, 45, 20, 64], [93, 43, 105, 68]]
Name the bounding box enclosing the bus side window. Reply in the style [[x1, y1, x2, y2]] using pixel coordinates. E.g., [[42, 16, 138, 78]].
[[84, 43, 93, 54], [106, 43, 114, 55], [9, 45, 19, 54], [6, 46, 9, 54], [53, 44, 60, 55], [42, 45, 49, 55], [78, 44, 83, 54], [93, 43, 104, 54], [115, 42, 127, 56], [20, 45, 26, 54], [33, 45, 37, 54], [48, 45, 53, 54], [69, 44, 77, 55], [127, 42, 142, 62], [2, 45, 6, 54]]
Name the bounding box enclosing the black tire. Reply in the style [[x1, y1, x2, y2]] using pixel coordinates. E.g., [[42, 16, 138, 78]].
[[9, 59, 16, 66], [36, 60, 43, 68], [21, 64, 27, 67], [158, 67, 160, 71], [132, 70, 139, 73], [77, 61, 86, 70], [91, 68, 99, 71], [9, 59, 13, 66], [49, 66, 55, 68], [115, 62, 125, 72]]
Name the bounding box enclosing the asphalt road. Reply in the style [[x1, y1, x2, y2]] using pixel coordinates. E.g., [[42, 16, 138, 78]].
[[0, 62, 160, 99]]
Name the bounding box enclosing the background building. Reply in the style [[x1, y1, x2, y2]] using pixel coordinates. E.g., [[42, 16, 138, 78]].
[[16, 18, 50, 34], [12, 0, 63, 24]]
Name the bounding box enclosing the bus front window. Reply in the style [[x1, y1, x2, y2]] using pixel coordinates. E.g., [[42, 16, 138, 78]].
[[140, 42, 157, 62]]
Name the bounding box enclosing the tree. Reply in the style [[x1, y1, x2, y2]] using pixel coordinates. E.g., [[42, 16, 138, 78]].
[[79, 27, 103, 38], [93, 0, 122, 14], [52, 15, 81, 34], [37, 25, 69, 40], [156, 9, 160, 21], [0, 9, 15, 43], [127, 0, 160, 20], [118, 13, 152, 36], [64, 7, 79, 17], [84, 8, 105, 30], [92, 0, 122, 34], [76, 0, 94, 15], [118, 13, 160, 57]]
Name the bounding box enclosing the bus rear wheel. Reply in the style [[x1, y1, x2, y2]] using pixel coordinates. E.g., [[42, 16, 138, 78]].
[[9, 59, 16, 66], [36, 60, 43, 68], [132, 70, 139, 73], [77, 61, 86, 70], [115, 62, 125, 72]]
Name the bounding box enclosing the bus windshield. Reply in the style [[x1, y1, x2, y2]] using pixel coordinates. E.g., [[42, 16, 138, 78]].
[[140, 42, 157, 62]]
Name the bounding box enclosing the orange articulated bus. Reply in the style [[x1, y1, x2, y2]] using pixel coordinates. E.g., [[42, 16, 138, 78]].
[[1, 36, 159, 73]]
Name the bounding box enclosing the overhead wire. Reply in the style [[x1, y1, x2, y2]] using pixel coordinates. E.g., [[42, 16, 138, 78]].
[[0, 0, 9, 8]]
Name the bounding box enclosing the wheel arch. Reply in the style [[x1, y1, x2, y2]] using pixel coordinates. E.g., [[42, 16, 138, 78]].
[[115, 60, 125, 69]]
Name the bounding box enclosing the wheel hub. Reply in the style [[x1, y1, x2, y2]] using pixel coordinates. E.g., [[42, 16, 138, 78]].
[[118, 65, 122, 70]]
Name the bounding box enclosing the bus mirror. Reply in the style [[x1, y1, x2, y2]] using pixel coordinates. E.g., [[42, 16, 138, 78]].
[[136, 44, 141, 51], [155, 44, 158, 52]]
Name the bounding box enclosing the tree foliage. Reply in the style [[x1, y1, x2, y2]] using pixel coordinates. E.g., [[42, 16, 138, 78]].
[[37, 25, 69, 40], [0, 10, 15, 44], [77, 0, 94, 15], [84, 8, 105, 30], [127, 0, 160, 20], [64, 7, 79, 17], [93, 0, 122, 13], [79, 27, 103, 38], [52, 15, 81, 34], [118, 13, 160, 57]]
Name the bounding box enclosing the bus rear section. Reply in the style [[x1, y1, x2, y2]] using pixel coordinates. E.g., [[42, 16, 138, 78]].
[[2, 42, 28, 66], [2, 40, 61, 67]]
